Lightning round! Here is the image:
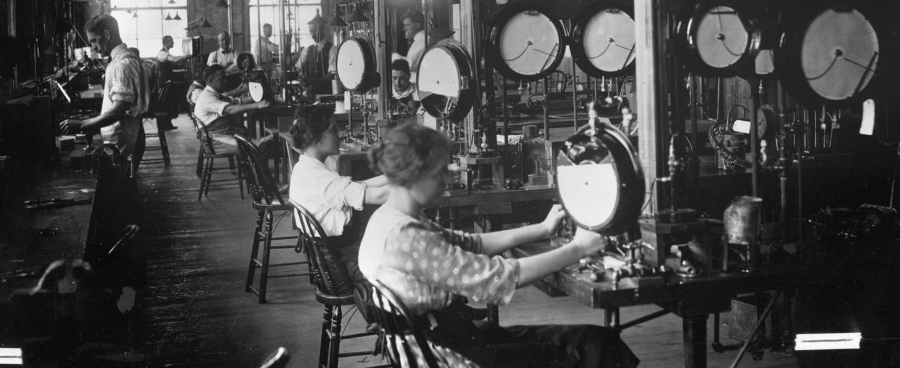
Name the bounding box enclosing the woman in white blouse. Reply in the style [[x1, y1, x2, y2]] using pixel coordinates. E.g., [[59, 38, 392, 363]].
[[360, 123, 639, 368], [289, 104, 389, 322]]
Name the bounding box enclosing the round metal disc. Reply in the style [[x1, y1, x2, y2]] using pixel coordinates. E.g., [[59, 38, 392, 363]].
[[336, 37, 377, 93], [556, 122, 644, 235], [247, 69, 271, 102], [679, 2, 761, 77], [417, 40, 475, 120], [571, 3, 636, 77], [779, 5, 883, 106], [488, 4, 567, 82]]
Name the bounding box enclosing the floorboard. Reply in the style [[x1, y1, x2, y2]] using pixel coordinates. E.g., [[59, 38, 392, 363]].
[[134, 114, 799, 368]]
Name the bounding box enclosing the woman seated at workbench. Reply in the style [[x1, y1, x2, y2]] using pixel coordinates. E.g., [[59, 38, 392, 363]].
[[360, 122, 639, 368], [288, 104, 390, 321]]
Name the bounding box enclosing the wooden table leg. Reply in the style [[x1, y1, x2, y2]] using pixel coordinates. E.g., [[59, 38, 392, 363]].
[[683, 314, 709, 368], [604, 307, 620, 328]]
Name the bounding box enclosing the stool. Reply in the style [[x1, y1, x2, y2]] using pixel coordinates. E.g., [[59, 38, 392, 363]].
[[290, 200, 390, 368], [142, 112, 171, 166], [235, 135, 308, 304]]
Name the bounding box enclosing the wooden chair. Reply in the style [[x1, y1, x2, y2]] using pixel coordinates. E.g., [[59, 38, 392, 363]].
[[187, 100, 203, 177], [190, 114, 243, 201], [142, 81, 174, 166], [289, 199, 390, 368], [234, 135, 308, 304], [369, 279, 442, 368]]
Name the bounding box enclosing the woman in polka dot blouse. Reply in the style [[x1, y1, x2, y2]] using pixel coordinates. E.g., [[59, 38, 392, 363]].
[[359, 123, 638, 368]]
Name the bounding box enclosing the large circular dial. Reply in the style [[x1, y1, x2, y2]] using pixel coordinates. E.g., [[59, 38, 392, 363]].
[[571, 3, 636, 77], [556, 122, 644, 235], [679, 2, 761, 76], [780, 6, 880, 106], [248, 69, 272, 102], [417, 40, 475, 121], [336, 37, 377, 93], [488, 4, 566, 82]]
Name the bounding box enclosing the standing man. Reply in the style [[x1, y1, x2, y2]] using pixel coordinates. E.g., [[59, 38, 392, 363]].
[[295, 20, 335, 96], [399, 11, 425, 79], [207, 32, 240, 74], [253, 23, 278, 73], [60, 14, 149, 175], [157, 35, 187, 83]]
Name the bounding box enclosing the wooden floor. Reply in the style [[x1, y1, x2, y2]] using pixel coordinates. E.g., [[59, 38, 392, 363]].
[[134, 114, 799, 368]]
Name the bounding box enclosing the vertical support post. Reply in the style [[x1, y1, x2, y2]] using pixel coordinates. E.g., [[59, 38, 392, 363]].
[[503, 77, 510, 162], [689, 73, 700, 207], [749, 78, 760, 198], [374, 0, 389, 120], [460, 0, 482, 154], [683, 315, 708, 368], [634, 0, 667, 214], [542, 78, 549, 139], [572, 46, 579, 133], [776, 80, 789, 239]]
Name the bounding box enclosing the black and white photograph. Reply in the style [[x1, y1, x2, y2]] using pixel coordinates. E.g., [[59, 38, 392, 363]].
[[1, 0, 898, 367]]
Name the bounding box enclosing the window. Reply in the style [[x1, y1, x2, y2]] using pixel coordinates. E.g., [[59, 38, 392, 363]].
[[248, 0, 322, 57], [110, 0, 188, 59]]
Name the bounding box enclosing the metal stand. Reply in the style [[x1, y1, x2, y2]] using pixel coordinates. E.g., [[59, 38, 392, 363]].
[[727, 290, 783, 368]]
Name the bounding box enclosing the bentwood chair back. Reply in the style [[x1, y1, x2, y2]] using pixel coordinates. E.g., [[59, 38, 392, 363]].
[[369, 278, 441, 368], [289, 199, 389, 368], [234, 135, 307, 304], [234, 135, 284, 206], [190, 114, 243, 201]]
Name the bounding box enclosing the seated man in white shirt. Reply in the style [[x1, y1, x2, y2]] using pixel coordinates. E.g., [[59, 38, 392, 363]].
[[289, 104, 389, 321], [193, 64, 269, 154]]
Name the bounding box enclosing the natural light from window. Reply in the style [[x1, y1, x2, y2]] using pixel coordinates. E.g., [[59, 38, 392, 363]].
[[109, 0, 188, 59], [248, 0, 322, 57]]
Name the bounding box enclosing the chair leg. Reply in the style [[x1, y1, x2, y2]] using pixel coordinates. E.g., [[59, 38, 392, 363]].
[[202, 157, 215, 197], [196, 148, 203, 177], [328, 305, 343, 368], [158, 125, 171, 166], [257, 210, 274, 304], [319, 304, 333, 368], [198, 157, 209, 201], [245, 210, 265, 293], [228, 156, 236, 173], [237, 156, 244, 200]]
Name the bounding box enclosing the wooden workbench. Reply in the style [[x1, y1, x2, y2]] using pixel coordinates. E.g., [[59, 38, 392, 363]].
[[511, 238, 796, 368]]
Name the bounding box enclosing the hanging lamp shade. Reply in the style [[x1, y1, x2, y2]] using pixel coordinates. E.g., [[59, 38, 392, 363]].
[[173, 12, 181, 20], [165, 13, 172, 20], [346, 5, 368, 23], [309, 8, 327, 26], [201, 18, 213, 28], [168, 0, 176, 4], [133, 11, 138, 18], [215, 0, 229, 8], [326, 7, 347, 27]]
